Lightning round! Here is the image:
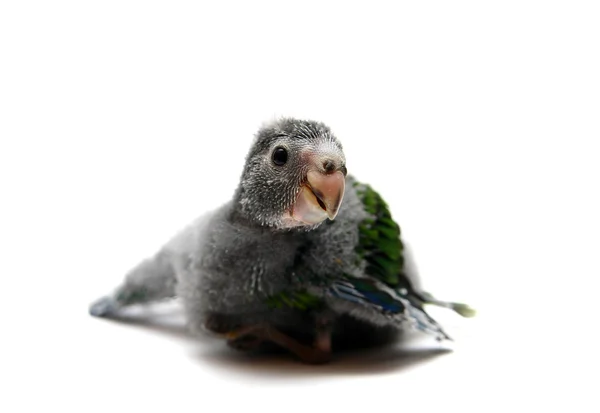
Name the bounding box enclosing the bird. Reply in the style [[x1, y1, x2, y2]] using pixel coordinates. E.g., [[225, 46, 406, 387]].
[[89, 117, 475, 364]]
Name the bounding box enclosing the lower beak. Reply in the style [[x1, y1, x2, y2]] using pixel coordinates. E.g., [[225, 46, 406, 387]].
[[292, 170, 345, 225]]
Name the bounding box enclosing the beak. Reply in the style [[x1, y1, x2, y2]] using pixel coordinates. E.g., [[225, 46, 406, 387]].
[[292, 169, 345, 225]]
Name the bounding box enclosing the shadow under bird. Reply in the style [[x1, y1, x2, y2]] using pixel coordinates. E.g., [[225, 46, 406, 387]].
[[90, 118, 475, 364]]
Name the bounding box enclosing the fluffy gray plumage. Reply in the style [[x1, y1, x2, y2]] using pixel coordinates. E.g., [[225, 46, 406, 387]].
[[234, 118, 345, 229], [90, 118, 470, 361]]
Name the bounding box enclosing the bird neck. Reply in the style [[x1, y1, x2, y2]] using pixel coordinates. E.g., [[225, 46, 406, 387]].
[[228, 186, 270, 230]]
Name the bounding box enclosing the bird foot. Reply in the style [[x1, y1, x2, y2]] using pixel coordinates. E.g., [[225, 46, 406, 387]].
[[225, 323, 331, 364], [227, 335, 264, 352]]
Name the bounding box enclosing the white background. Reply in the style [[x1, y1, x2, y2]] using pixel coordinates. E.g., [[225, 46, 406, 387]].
[[1, 1, 599, 412]]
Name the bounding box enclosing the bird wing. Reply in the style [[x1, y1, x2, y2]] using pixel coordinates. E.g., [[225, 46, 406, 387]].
[[263, 179, 474, 339], [327, 180, 452, 339]]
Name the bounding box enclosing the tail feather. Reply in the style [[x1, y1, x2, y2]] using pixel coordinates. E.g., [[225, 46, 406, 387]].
[[417, 291, 477, 318]]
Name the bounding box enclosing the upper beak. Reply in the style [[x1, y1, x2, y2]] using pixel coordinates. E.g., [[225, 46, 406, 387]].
[[292, 169, 346, 225]]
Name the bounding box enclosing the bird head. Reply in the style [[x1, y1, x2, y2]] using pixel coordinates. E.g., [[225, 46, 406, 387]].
[[235, 118, 347, 230]]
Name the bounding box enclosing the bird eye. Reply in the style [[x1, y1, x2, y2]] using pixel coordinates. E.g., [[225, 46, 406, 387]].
[[272, 147, 288, 166]]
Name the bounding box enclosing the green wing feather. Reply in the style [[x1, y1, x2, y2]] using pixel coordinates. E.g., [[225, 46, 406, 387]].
[[264, 181, 411, 313], [264, 178, 475, 322], [352, 179, 475, 318], [353, 180, 407, 288], [265, 290, 322, 311]]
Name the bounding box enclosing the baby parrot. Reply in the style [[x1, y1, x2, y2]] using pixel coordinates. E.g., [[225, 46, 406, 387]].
[[89, 118, 474, 364]]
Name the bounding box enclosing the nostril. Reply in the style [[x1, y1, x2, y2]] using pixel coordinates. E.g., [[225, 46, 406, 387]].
[[323, 160, 336, 173]]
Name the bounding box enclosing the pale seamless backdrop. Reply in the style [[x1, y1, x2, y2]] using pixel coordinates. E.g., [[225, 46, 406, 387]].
[[1, 1, 599, 412]]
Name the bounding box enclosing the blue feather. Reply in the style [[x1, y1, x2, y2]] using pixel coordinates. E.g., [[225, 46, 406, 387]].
[[329, 279, 451, 340]]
